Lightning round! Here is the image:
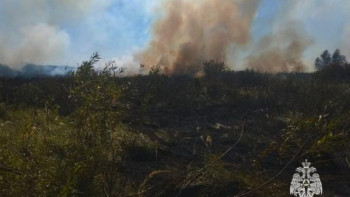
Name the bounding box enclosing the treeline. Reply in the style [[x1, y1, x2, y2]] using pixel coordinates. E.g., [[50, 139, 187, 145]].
[[315, 49, 348, 69]]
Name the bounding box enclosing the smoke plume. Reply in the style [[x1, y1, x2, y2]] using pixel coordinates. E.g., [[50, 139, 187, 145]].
[[0, 0, 111, 68], [2, 0, 348, 74], [136, 0, 261, 75], [245, 22, 313, 72]]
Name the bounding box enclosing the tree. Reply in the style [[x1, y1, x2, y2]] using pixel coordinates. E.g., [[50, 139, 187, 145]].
[[331, 49, 347, 66], [315, 49, 348, 71], [314, 57, 324, 71], [315, 50, 331, 71], [321, 50, 332, 66]]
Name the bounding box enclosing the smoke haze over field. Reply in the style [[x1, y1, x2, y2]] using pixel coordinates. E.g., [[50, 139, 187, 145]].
[[0, 0, 350, 74], [246, 22, 313, 72]]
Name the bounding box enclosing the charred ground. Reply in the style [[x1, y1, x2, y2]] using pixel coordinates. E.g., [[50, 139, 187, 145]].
[[0, 57, 350, 196]]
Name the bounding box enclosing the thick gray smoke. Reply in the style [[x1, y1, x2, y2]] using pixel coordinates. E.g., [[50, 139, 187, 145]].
[[0, 24, 70, 68], [0, 0, 111, 68], [136, 0, 261, 75]]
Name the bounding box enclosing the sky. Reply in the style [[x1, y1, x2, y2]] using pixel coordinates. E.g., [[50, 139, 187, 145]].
[[0, 0, 349, 72]]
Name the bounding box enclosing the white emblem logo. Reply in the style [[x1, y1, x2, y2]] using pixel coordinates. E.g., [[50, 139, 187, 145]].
[[290, 159, 323, 197]]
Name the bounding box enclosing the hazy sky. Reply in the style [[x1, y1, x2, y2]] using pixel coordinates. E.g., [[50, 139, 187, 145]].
[[0, 0, 349, 72]]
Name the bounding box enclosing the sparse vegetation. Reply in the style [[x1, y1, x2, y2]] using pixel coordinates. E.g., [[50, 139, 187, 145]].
[[0, 54, 350, 196]]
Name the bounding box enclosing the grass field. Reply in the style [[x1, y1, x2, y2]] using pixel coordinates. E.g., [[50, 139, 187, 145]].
[[0, 57, 350, 196]]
